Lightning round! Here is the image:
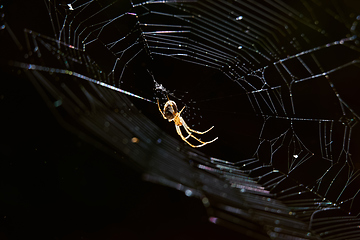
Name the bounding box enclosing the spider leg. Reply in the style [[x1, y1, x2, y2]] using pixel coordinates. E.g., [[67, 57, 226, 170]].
[[184, 125, 218, 146], [181, 117, 214, 134], [178, 123, 191, 140], [177, 118, 218, 148], [157, 99, 167, 119], [181, 118, 218, 144], [181, 120, 207, 144], [179, 106, 186, 115], [184, 131, 191, 140], [176, 125, 206, 148], [174, 121, 192, 140]]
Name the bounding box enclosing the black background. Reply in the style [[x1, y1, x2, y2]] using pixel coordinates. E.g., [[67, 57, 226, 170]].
[[0, 1, 251, 239], [1, 0, 360, 239]]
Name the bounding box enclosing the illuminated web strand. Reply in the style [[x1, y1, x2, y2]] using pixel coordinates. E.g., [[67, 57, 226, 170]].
[[13, 62, 155, 104]]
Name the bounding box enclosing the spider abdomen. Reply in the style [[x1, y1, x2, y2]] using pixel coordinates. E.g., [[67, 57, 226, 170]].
[[164, 101, 178, 120]]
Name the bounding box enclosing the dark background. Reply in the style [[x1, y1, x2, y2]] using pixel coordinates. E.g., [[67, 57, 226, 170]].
[[0, 67, 249, 239], [1, 0, 360, 239], [0, 1, 252, 239]]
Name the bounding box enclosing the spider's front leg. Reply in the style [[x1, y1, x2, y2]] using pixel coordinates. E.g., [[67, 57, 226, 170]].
[[157, 99, 167, 119]]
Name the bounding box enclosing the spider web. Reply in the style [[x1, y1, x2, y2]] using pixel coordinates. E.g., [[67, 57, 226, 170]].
[[1, 0, 360, 239]]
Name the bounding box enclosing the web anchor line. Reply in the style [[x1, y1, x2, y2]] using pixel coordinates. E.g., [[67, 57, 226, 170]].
[[11, 61, 156, 104]]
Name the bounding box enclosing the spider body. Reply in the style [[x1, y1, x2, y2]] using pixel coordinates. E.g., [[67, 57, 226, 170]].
[[157, 97, 218, 148], [163, 100, 178, 122]]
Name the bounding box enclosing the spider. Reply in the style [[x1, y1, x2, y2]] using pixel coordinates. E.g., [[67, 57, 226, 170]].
[[157, 97, 218, 148]]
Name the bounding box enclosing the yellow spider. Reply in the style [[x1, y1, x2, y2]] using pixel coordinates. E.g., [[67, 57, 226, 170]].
[[157, 97, 218, 148]]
